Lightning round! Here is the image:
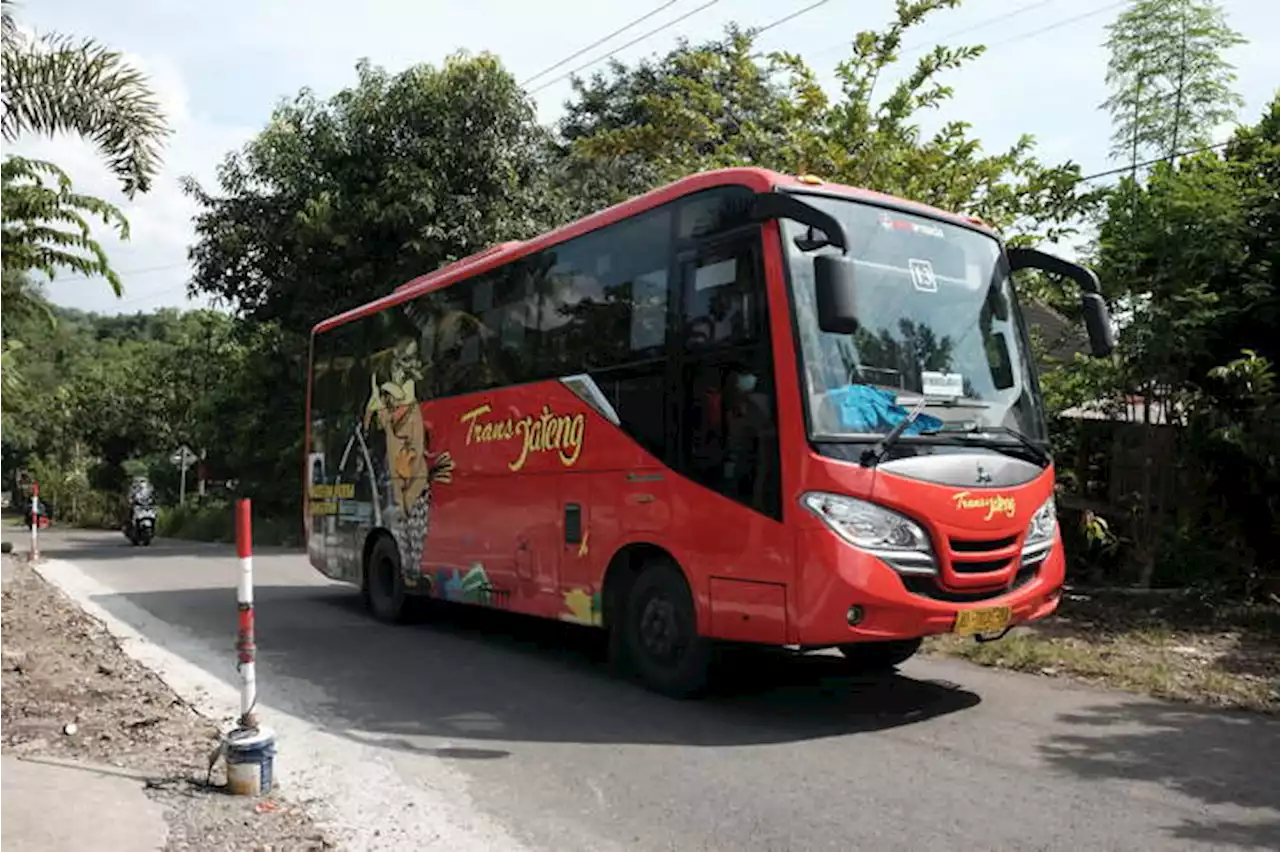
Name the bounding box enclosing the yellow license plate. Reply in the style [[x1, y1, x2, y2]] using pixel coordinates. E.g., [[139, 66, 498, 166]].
[[953, 606, 1012, 636]]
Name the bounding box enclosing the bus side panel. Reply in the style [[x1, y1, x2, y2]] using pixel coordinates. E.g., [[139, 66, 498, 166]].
[[663, 481, 793, 642], [555, 467, 674, 628], [410, 381, 660, 618]]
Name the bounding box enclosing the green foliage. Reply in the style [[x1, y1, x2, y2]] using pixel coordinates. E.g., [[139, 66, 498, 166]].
[[1101, 0, 1246, 164], [1, 0, 171, 197], [559, 1, 1105, 245], [158, 500, 298, 547], [1062, 94, 1280, 592], [2, 155, 129, 294], [184, 53, 555, 332], [181, 52, 562, 514], [1, 337, 22, 397]]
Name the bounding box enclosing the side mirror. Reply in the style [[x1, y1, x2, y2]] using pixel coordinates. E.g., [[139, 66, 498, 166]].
[[1006, 246, 1115, 358], [1080, 292, 1115, 357], [815, 254, 859, 334]]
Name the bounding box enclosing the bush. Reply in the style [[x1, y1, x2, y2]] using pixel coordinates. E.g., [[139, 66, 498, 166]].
[[158, 500, 300, 548]]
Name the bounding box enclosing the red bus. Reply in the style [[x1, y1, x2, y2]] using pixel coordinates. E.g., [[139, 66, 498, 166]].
[[305, 168, 1113, 697]]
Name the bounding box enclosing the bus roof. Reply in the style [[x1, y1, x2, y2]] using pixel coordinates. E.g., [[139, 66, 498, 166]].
[[312, 167, 994, 335]]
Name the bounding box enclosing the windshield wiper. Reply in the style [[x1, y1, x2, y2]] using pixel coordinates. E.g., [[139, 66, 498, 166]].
[[860, 396, 930, 467], [934, 423, 1051, 466]]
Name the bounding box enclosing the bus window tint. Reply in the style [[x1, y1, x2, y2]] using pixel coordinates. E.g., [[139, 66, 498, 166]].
[[537, 209, 672, 375], [488, 263, 542, 383], [684, 245, 760, 351]]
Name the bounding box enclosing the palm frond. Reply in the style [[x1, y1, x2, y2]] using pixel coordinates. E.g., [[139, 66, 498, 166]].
[[2, 154, 129, 295], [2, 30, 171, 197], [1, 1, 19, 54]]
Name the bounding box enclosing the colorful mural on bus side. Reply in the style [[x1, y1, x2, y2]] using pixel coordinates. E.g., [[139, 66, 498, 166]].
[[308, 327, 649, 627]]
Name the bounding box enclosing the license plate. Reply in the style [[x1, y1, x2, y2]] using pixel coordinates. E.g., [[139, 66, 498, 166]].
[[953, 606, 1012, 636]]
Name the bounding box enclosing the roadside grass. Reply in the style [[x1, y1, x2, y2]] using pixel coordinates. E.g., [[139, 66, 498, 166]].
[[924, 591, 1280, 713]]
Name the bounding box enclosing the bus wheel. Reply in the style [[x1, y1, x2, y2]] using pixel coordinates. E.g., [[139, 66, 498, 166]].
[[836, 637, 923, 672], [622, 560, 712, 698], [364, 535, 408, 624]]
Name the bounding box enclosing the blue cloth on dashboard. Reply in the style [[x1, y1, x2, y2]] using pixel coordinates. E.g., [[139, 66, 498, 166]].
[[823, 384, 944, 434]]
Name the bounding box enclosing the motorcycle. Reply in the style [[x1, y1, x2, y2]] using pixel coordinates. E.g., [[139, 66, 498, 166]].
[[125, 502, 157, 546]]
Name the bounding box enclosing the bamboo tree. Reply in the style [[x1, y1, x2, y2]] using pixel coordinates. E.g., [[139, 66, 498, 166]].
[[1101, 0, 1245, 167]]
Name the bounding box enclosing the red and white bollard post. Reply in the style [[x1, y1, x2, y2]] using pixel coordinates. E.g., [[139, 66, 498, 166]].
[[29, 481, 40, 562], [223, 498, 277, 797], [235, 498, 257, 728]]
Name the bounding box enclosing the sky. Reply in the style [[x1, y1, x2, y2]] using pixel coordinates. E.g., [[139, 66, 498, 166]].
[[8, 0, 1279, 315]]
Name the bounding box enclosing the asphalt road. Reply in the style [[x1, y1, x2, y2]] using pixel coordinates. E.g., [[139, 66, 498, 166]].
[[15, 529, 1280, 851]]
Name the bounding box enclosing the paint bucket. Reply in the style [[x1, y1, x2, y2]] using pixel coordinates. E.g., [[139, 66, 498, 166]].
[[224, 726, 276, 796]]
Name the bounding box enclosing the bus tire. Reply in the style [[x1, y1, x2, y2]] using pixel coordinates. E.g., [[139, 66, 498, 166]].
[[836, 637, 923, 672], [364, 535, 409, 624], [621, 559, 712, 699]]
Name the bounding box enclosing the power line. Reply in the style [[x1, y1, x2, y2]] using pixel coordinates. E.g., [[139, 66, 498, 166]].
[[519, 1, 682, 87], [527, 0, 846, 96], [753, 0, 838, 36], [985, 0, 1128, 50], [1076, 141, 1232, 183], [808, 0, 1061, 62], [527, 0, 722, 95], [808, 0, 1127, 66], [42, 261, 188, 286]]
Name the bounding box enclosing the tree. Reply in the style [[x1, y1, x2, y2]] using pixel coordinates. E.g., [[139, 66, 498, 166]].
[[1, 0, 171, 197], [1100, 0, 1246, 167], [2, 155, 129, 294], [558, 1, 1103, 247], [184, 53, 555, 333], [183, 52, 557, 512], [1087, 95, 1280, 589], [1, 157, 128, 416]]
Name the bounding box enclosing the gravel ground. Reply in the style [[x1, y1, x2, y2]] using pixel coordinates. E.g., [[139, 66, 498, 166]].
[[1, 555, 334, 850]]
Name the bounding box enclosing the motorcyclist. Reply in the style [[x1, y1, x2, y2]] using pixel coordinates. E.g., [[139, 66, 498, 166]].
[[127, 475, 156, 508], [121, 476, 155, 526]]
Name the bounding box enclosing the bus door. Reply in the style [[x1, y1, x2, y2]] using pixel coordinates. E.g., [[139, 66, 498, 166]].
[[670, 225, 791, 641]]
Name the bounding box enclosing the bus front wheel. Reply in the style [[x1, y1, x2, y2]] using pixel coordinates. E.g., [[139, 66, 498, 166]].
[[621, 560, 712, 699], [364, 535, 409, 624], [836, 637, 923, 672]]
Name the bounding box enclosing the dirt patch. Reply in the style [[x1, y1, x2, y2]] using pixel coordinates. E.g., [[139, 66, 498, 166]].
[[925, 589, 1280, 713], [1, 555, 334, 850]]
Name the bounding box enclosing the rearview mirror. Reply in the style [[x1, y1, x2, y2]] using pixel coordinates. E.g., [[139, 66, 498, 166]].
[[1080, 293, 1115, 357], [1006, 246, 1115, 358], [815, 254, 859, 334]]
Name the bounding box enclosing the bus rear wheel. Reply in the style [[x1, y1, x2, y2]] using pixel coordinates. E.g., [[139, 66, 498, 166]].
[[836, 637, 923, 672], [621, 560, 712, 699], [364, 535, 409, 624]]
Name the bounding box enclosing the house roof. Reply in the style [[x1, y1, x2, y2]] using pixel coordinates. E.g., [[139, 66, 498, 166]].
[[1022, 298, 1089, 363]]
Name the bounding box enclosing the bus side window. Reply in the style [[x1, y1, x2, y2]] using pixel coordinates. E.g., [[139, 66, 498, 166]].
[[677, 234, 781, 520], [683, 245, 760, 351]]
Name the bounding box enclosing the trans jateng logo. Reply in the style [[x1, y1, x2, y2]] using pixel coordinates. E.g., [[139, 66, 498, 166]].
[[950, 491, 1017, 521]]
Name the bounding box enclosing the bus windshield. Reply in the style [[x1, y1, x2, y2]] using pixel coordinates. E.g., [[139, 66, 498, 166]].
[[782, 194, 1047, 444]]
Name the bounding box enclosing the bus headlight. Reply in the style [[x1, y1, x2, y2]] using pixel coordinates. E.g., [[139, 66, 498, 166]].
[[1021, 496, 1057, 564], [801, 492, 931, 553], [1024, 496, 1057, 545]]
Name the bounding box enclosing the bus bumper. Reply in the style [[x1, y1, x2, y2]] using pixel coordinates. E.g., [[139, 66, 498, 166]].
[[791, 529, 1066, 647]]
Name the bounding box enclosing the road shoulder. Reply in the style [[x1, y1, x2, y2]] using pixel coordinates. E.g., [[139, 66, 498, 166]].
[[18, 554, 527, 851]]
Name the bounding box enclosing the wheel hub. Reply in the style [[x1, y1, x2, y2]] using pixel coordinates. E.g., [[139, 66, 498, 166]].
[[639, 594, 683, 662]]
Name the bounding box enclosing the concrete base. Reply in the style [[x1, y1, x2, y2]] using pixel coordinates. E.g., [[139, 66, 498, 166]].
[[2, 755, 168, 851]]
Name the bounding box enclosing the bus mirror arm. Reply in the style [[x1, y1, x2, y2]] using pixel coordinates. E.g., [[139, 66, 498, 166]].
[[1007, 246, 1116, 358], [748, 192, 849, 253], [749, 192, 859, 334]]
